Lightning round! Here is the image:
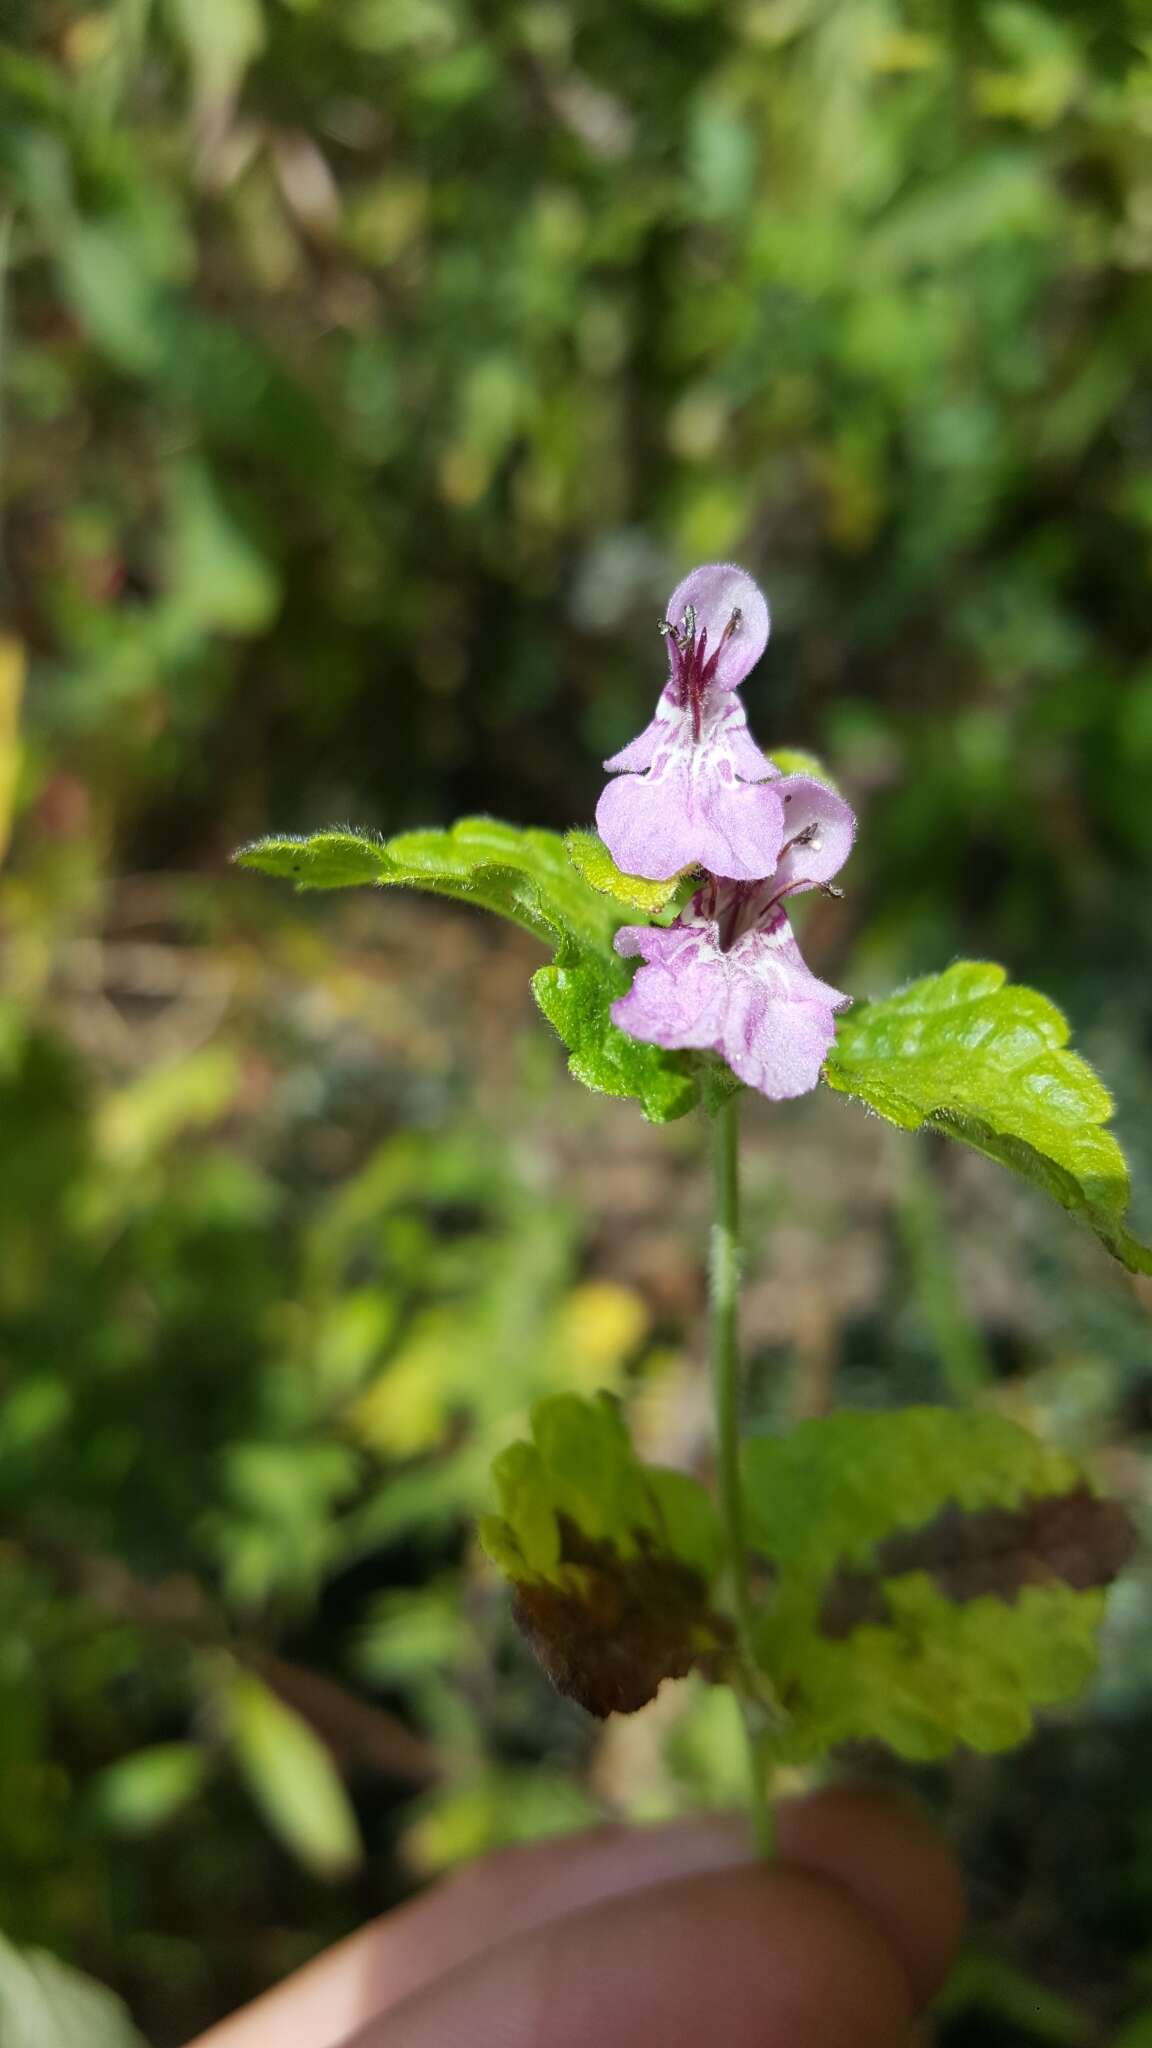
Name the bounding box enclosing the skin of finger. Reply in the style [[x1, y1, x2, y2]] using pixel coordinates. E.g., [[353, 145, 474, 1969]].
[[348, 1864, 919, 2048], [186, 1791, 964, 2048], [775, 1786, 967, 2006], [184, 1814, 753, 2048]]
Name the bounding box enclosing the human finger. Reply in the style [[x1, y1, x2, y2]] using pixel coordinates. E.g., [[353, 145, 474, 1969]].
[[775, 1783, 966, 2007], [185, 1813, 752, 2048], [187, 1786, 964, 2048], [350, 1859, 926, 2048]]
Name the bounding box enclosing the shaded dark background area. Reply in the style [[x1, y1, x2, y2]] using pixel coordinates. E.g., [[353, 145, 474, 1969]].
[[2, 1, 1152, 2042]]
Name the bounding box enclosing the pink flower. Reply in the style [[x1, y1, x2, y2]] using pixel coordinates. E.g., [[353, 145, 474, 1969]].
[[610, 777, 856, 1100], [595, 563, 784, 883]]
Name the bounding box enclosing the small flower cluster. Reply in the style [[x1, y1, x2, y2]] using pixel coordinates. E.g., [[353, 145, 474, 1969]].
[[597, 564, 856, 1100]]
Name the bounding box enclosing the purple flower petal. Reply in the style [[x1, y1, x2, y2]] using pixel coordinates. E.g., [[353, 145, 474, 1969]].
[[611, 893, 849, 1103], [597, 564, 776, 883], [742, 909, 849, 1012], [603, 715, 665, 774], [597, 689, 783, 883], [613, 922, 694, 964], [720, 983, 839, 1098], [726, 720, 778, 782], [772, 775, 857, 895], [612, 947, 731, 1054], [663, 564, 770, 692]]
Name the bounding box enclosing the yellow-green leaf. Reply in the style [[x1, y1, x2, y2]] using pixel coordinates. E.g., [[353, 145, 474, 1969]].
[[90, 1743, 210, 1836], [565, 829, 688, 915], [744, 1408, 1132, 1762], [481, 1393, 727, 1716], [224, 1669, 361, 1880], [0, 638, 24, 864]]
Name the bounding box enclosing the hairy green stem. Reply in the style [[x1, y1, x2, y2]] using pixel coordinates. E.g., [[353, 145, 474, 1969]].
[[710, 1091, 774, 1858]]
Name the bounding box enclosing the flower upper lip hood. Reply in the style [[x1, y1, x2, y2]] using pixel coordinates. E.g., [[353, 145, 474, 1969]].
[[595, 563, 784, 884], [660, 562, 771, 730]]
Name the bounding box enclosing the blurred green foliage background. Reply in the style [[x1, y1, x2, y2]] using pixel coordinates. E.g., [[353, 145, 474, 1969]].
[[2, 0, 1152, 2041]]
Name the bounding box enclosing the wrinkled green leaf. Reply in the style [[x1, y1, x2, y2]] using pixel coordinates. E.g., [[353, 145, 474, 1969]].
[[482, 1392, 722, 1587], [825, 962, 1152, 1274], [237, 829, 394, 890], [532, 949, 698, 1124], [237, 818, 697, 1120], [0, 1934, 147, 2048], [481, 1393, 727, 1715], [235, 817, 617, 948], [744, 1407, 1128, 1761], [224, 1669, 361, 1879], [564, 829, 687, 915]]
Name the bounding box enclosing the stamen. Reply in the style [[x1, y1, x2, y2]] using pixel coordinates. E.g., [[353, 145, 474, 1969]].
[[720, 606, 742, 644], [689, 621, 707, 740], [659, 603, 699, 664]]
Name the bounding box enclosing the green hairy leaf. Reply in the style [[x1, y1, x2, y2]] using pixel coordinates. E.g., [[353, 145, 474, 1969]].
[[825, 962, 1152, 1274], [532, 950, 698, 1124], [482, 1392, 723, 1584], [235, 817, 618, 950], [236, 817, 698, 1121], [0, 1934, 147, 2048], [564, 829, 687, 915], [743, 1408, 1135, 1762], [481, 1393, 728, 1716]]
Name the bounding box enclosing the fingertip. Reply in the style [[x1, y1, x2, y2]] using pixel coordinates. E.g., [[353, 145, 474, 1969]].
[[363, 1861, 918, 2048], [777, 1783, 967, 2007]]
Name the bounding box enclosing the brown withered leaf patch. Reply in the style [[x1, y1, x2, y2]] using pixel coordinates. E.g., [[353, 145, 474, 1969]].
[[820, 1485, 1138, 1640], [512, 1518, 731, 1718]]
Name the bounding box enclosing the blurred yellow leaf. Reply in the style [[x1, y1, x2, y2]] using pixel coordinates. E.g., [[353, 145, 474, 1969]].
[[550, 1281, 649, 1392], [313, 1290, 398, 1398], [97, 1046, 241, 1170], [224, 1668, 361, 1880], [871, 31, 940, 74], [404, 1771, 597, 1876], [164, 0, 265, 110], [973, 62, 1077, 127], [347, 1324, 452, 1455], [344, 176, 429, 266], [0, 639, 25, 865], [91, 1744, 210, 1836], [674, 479, 754, 564]]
